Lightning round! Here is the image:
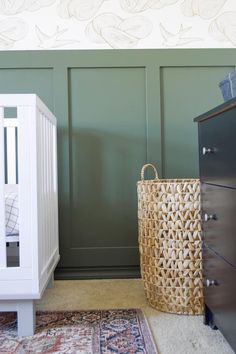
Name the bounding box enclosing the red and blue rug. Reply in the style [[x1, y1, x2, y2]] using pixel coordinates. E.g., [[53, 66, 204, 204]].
[[0, 309, 157, 353]]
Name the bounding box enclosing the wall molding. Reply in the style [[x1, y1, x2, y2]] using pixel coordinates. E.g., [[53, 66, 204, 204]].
[[55, 266, 141, 280]]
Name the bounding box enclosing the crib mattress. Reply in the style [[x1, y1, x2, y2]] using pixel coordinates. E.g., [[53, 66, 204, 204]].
[[5, 192, 19, 236]]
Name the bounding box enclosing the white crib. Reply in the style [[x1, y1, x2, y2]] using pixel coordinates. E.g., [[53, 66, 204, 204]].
[[0, 94, 59, 336]]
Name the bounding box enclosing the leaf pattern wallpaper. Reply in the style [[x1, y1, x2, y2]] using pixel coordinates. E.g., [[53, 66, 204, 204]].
[[0, 0, 236, 49]]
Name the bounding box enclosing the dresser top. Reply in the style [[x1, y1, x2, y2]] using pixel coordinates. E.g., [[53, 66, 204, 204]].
[[194, 97, 236, 123]]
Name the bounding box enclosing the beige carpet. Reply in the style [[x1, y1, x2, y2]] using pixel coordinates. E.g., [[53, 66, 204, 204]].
[[37, 279, 234, 354]]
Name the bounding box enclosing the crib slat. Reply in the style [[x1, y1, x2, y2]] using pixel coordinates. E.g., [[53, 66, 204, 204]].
[[0, 107, 6, 268], [37, 111, 43, 274], [45, 116, 49, 263], [53, 124, 59, 252], [48, 121, 53, 258]]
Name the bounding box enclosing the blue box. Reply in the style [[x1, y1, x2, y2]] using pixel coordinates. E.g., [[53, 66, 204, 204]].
[[219, 70, 236, 102]]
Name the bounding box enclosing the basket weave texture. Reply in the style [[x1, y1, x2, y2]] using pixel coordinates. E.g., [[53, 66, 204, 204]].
[[137, 164, 203, 315]]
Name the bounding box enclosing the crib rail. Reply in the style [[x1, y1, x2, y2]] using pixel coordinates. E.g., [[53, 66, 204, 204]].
[[0, 94, 59, 299]]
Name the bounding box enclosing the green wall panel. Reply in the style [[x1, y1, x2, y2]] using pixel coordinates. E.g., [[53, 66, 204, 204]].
[[68, 67, 147, 267], [0, 69, 53, 110], [161, 66, 235, 178], [0, 49, 235, 278]]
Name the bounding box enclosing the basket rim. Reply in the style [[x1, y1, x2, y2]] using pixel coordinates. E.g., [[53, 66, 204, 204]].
[[137, 178, 200, 184]]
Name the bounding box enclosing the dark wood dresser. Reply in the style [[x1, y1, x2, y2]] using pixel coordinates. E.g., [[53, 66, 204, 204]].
[[194, 98, 236, 353]]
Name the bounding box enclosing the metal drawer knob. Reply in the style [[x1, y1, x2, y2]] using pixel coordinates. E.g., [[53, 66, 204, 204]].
[[206, 279, 218, 287], [204, 213, 216, 222], [202, 147, 214, 155]]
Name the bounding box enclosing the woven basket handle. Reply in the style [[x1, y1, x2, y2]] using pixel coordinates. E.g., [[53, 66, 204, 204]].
[[141, 164, 159, 180]]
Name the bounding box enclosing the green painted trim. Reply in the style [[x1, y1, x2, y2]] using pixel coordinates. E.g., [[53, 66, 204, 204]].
[[0, 49, 236, 68], [53, 65, 71, 253], [145, 64, 162, 175], [55, 266, 141, 280], [159, 66, 166, 177], [58, 246, 140, 268]]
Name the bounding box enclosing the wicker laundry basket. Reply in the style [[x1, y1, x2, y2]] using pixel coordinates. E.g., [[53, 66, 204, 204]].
[[137, 164, 203, 315]]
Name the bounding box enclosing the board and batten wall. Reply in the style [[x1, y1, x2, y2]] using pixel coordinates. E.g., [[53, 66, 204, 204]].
[[0, 49, 235, 278]]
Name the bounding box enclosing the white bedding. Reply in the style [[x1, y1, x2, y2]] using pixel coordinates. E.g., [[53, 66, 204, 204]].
[[5, 192, 19, 236]]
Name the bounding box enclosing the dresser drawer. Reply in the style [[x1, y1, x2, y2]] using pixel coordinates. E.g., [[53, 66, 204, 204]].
[[201, 183, 236, 267], [203, 246, 236, 352], [199, 109, 236, 188]]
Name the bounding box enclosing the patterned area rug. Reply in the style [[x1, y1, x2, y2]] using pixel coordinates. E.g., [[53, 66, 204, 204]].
[[0, 309, 157, 353]]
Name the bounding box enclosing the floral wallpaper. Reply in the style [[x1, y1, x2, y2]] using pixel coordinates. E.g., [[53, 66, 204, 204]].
[[0, 0, 236, 50]]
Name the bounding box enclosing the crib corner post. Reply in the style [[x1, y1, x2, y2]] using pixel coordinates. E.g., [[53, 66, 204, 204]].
[[17, 300, 36, 336]]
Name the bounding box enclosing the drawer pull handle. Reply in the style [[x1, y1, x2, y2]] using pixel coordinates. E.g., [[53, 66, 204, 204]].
[[206, 279, 218, 287], [202, 147, 214, 155], [204, 213, 216, 222]]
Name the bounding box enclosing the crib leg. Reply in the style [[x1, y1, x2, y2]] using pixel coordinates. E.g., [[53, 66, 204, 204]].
[[17, 300, 36, 336], [47, 273, 54, 289]]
